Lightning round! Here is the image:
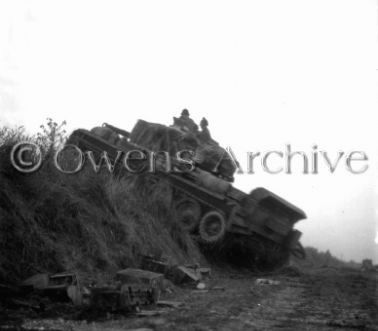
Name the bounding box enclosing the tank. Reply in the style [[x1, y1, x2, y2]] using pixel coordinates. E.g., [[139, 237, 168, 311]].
[[66, 118, 307, 270]]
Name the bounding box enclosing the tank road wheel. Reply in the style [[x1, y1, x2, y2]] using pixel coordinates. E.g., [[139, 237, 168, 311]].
[[175, 198, 201, 233], [199, 211, 226, 244]]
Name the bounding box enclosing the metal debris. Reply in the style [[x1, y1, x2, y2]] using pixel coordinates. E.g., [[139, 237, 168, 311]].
[[167, 265, 201, 285], [255, 279, 281, 286], [140, 255, 211, 286], [116, 268, 163, 301], [141, 255, 170, 275], [21, 272, 82, 306]]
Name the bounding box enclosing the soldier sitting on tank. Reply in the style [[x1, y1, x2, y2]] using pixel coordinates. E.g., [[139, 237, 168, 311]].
[[197, 117, 212, 143], [172, 109, 199, 133]]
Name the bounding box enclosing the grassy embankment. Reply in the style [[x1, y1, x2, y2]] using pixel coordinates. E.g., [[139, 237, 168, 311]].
[[0, 120, 202, 283]]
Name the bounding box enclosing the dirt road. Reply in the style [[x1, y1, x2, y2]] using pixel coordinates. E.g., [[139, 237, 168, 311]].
[[2, 267, 377, 331]]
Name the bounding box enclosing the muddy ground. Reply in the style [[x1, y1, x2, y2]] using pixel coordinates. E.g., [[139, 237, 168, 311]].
[[1, 266, 377, 331]]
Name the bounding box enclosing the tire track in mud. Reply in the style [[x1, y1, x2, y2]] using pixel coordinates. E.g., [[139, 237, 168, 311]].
[[220, 270, 377, 331]]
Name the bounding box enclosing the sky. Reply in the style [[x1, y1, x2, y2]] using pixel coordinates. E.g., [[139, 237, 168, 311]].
[[0, 0, 377, 263]]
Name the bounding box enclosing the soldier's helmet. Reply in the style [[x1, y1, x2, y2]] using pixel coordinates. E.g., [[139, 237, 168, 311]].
[[181, 109, 190, 116], [200, 117, 208, 127]]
